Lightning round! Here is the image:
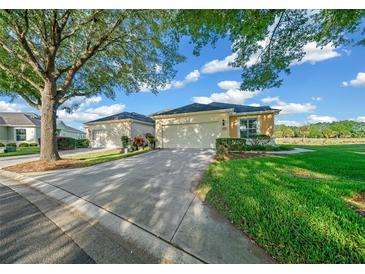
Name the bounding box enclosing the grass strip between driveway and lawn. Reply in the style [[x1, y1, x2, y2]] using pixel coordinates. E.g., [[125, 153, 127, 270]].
[[197, 144, 365, 263], [4, 149, 150, 173], [0, 147, 40, 157]]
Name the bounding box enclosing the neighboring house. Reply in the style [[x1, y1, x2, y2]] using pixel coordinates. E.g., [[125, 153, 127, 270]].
[[56, 120, 86, 139], [84, 112, 155, 148], [0, 112, 41, 145], [152, 102, 280, 149]]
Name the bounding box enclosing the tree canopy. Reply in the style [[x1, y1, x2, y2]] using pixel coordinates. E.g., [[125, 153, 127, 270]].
[[177, 9, 365, 90], [275, 120, 365, 138]]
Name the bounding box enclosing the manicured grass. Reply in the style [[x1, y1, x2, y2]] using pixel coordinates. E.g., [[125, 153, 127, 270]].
[[65, 148, 150, 167], [0, 147, 40, 157], [198, 144, 365, 263]]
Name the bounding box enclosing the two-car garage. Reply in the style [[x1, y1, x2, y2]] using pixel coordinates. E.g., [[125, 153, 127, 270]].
[[161, 121, 223, 149]]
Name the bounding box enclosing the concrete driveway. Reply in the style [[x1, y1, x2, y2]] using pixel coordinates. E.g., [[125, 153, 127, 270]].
[[24, 149, 273, 263]]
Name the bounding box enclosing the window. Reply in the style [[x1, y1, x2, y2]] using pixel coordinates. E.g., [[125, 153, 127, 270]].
[[239, 118, 258, 138], [16, 128, 27, 141]]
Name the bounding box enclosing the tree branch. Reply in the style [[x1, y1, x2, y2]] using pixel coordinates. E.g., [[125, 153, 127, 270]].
[[0, 62, 43, 92], [57, 13, 127, 98], [6, 10, 48, 81], [18, 93, 41, 110]]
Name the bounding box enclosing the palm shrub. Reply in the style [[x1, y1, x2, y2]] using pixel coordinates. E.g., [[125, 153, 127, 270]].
[[145, 133, 156, 149], [121, 135, 130, 148]]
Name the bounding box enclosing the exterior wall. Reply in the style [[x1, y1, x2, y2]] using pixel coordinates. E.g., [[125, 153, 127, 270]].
[[0, 126, 39, 145], [86, 121, 131, 148], [155, 111, 230, 148], [131, 122, 155, 138], [229, 113, 275, 138], [259, 113, 275, 136]]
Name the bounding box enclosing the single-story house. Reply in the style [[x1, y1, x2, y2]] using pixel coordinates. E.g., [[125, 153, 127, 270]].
[[0, 112, 41, 145], [0, 112, 86, 145], [152, 102, 280, 149], [57, 120, 86, 139], [84, 112, 155, 148]]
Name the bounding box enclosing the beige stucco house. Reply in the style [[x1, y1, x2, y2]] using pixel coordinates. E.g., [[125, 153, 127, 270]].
[[84, 112, 155, 148], [152, 102, 280, 149]]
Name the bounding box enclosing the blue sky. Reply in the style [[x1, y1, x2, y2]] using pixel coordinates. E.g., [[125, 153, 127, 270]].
[[1, 36, 364, 130]]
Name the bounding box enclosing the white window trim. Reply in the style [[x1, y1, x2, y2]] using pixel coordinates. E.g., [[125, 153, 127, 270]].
[[14, 128, 27, 142], [237, 116, 260, 138]]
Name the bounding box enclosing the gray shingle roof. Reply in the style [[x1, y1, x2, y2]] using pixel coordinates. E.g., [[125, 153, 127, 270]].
[[154, 102, 278, 116], [57, 120, 85, 134], [85, 112, 154, 125], [0, 112, 41, 126]]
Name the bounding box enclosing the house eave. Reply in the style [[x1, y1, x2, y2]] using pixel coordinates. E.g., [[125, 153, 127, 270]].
[[152, 108, 234, 119]]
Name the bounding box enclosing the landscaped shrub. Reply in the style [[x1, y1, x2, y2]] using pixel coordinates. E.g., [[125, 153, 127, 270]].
[[121, 135, 130, 148], [18, 142, 29, 147], [29, 143, 38, 147], [75, 139, 90, 148], [145, 133, 156, 149], [57, 137, 76, 150], [133, 136, 145, 150], [6, 143, 17, 147], [0, 143, 4, 147], [216, 138, 246, 151], [249, 134, 272, 146], [243, 145, 292, 151]]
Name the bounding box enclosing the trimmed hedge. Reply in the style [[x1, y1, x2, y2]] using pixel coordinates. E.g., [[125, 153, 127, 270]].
[[75, 139, 90, 148], [57, 137, 76, 150], [0, 143, 4, 147], [6, 143, 16, 147], [216, 138, 246, 151], [29, 143, 38, 147], [19, 142, 29, 147]]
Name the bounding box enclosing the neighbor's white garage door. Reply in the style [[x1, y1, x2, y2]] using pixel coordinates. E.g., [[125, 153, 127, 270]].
[[162, 122, 221, 149]]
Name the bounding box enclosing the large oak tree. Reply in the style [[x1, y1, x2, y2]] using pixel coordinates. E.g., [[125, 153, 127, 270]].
[[0, 10, 183, 160]]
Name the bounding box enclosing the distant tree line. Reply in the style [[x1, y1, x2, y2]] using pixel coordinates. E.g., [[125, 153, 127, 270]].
[[274, 121, 365, 138]]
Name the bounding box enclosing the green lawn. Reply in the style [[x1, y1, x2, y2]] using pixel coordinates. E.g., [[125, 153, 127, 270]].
[[0, 147, 40, 157], [198, 144, 365, 263], [64, 148, 150, 167]]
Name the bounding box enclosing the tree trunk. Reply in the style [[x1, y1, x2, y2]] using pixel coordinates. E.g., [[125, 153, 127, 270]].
[[40, 82, 61, 161]]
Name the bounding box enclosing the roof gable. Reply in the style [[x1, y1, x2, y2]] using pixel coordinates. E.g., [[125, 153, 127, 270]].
[[0, 112, 41, 126], [153, 102, 277, 116], [85, 112, 154, 125]]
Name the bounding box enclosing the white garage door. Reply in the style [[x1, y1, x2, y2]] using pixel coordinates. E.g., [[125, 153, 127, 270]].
[[162, 122, 222, 149]]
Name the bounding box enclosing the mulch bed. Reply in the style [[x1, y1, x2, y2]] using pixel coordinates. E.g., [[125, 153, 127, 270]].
[[4, 159, 85, 173]]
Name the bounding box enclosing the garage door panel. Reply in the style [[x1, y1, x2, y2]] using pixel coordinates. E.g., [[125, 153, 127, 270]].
[[162, 122, 221, 149]]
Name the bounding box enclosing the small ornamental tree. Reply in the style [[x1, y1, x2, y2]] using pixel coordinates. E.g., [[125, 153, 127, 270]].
[[0, 10, 183, 160]]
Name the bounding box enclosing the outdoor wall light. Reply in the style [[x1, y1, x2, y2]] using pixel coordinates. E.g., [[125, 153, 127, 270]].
[[222, 119, 226, 126]]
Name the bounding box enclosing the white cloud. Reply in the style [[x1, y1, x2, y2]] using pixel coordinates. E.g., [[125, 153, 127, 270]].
[[353, 116, 365, 123], [141, 69, 200, 92], [249, 103, 261, 107], [308, 114, 337, 123], [217, 80, 241, 90], [261, 96, 280, 104], [294, 42, 340, 65], [58, 96, 125, 123], [201, 53, 239, 74], [311, 96, 323, 101], [276, 120, 303, 127], [275, 102, 316, 115], [342, 72, 365, 87], [0, 100, 25, 112], [192, 89, 259, 105]]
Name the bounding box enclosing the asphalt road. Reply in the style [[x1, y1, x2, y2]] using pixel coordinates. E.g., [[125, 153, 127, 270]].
[[0, 183, 95, 263]]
